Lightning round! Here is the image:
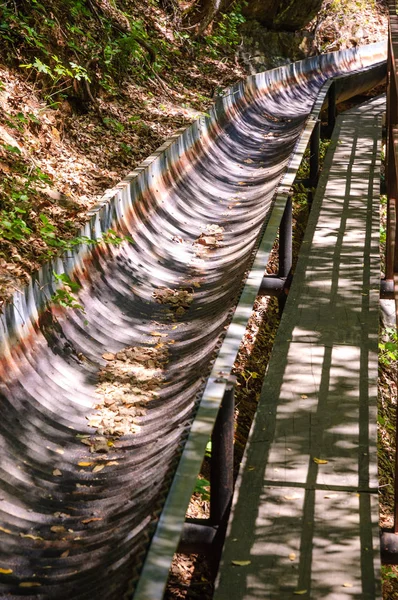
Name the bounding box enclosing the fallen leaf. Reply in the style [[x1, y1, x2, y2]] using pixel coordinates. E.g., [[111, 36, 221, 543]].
[[81, 517, 103, 524], [0, 568, 13, 574], [106, 461, 119, 466], [283, 494, 301, 500], [55, 448, 64, 455], [342, 583, 353, 588], [150, 331, 168, 337], [78, 461, 92, 467], [231, 560, 251, 566], [237, 181, 246, 185], [243, 158, 254, 164], [53, 469, 62, 476], [313, 458, 328, 465], [0, 527, 12, 535], [19, 582, 42, 587], [61, 550, 70, 558], [289, 553, 296, 561], [172, 325, 178, 330], [50, 526, 66, 533], [92, 464, 105, 473], [294, 591, 308, 595], [102, 353, 115, 361], [20, 533, 44, 541], [301, 394, 308, 399]]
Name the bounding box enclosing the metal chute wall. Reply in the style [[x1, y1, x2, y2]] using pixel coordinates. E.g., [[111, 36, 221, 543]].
[[0, 42, 386, 600]]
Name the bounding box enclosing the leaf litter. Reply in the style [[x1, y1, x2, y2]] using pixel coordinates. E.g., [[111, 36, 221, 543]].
[[86, 345, 168, 440], [193, 224, 224, 256]]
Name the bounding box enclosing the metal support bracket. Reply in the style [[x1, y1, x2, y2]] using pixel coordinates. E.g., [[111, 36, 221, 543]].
[[178, 380, 235, 556], [259, 197, 293, 315]]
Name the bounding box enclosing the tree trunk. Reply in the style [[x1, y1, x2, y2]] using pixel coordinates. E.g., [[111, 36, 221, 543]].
[[183, 0, 234, 36]]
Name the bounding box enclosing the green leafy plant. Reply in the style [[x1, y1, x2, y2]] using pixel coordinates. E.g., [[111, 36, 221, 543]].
[[21, 55, 90, 105], [205, 2, 246, 55], [381, 565, 398, 580], [194, 477, 210, 501], [52, 271, 84, 311], [0, 207, 32, 241], [379, 328, 398, 368], [101, 229, 134, 246]]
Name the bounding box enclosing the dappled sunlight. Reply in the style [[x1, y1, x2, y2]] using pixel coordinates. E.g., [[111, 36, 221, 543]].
[[215, 95, 384, 600]]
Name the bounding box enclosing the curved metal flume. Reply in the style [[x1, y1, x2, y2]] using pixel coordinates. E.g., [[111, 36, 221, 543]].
[[0, 43, 386, 599]]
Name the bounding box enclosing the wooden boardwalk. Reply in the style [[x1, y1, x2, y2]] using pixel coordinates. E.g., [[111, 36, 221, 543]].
[[215, 95, 385, 600]]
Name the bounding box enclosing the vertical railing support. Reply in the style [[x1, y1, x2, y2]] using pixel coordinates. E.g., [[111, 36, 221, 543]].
[[210, 379, 235, 528], [327, 81, 337, 137], [309, 120, 321, 186], [309, 119, 321, 205], [178, 379, 235, 556], [277, 196, 292, 314]]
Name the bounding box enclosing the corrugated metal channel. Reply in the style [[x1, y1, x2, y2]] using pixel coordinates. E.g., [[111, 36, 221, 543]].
[[0, 43, 386, 599]]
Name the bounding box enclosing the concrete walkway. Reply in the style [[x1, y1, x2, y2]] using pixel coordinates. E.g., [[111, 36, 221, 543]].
[[215, 95, 385, 600]]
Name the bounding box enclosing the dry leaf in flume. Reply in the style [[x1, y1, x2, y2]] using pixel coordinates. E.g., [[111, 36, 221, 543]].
[[313, 458, 328, 465], [92, 464, 105, 473], [150, 332, 168, 337], [238, 181, 246, 185], [0, 527, 12, 534], [19, 582, 42, 588], [50, 526, 66, 533], [78, 461, 92, 467], [102, 353, 115, 361], [81, 517, 103, 524], [301, 394, 308, 399], [60, 550, 70, 558], [289, 553, 296, 561], [294, 591, 308, 595], [0, 568, 13, 574], [52, 469, 62, 476], [20, 533, 44, 541], [342, 583, 353, 588], [231, 560, 251, 566], [80, 438, 92, 447], [90, 439, 109, 453]]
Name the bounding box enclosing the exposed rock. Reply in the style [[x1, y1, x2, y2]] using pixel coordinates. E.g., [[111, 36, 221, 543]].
[[239, 21, 314, 73], [242, 0, 322, 31]]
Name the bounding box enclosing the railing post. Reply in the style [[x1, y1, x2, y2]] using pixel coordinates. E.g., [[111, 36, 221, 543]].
[[210, 378, 235, 528], [309, 119, 321, 188], [178, 379, 235, 556], [327, 81, 337, 137], [309, 119, 321, 205], [277, 196, 292, 314]]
